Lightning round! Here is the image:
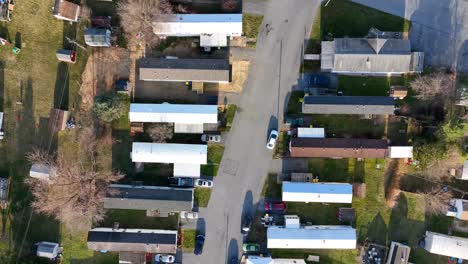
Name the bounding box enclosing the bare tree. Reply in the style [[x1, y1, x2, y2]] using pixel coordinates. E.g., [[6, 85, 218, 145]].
[[117, 0, 173, 47], [146, 123, 174, 143], [423, 188, 453, 215], [410, 72, 456, 99], [25, 132, 123, 232]]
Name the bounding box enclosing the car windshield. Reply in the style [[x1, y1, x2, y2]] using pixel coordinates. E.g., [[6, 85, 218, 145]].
[[271, 134, 277, 139]]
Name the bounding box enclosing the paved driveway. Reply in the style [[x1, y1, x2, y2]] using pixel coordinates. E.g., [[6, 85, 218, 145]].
[[351, 0, 468, 72], [183, 1, 321, 263]]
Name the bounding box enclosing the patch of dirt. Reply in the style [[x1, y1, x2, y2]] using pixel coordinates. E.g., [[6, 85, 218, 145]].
[[218, 60, 250, 93], [80, 48, 131, 109], [425, 148, 464, 181]]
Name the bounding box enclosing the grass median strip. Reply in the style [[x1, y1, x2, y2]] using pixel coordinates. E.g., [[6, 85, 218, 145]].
[[194, 188, 212, 208], [200, 144, 225, 176], [182, 229, 197, 252]]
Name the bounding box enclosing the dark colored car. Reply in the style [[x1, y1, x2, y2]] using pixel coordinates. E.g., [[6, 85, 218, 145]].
[[115, 79, 129, 93], [194, 234, 205, 255], [264, 201, 286, 212], [241, 215, 252, 235]]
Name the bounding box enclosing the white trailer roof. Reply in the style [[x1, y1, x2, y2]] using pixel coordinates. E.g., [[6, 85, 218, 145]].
[[282, 182, 353, 203], [173, 163, 200, 177], [131, 143, 207, 165], [152, 14, 242, 37], [129, 103, 218, 124], [424, 231, 468, 259], [297, 127, 325, 138], [246, 256, 274, 264], [388, 146, 413, 158], [267, 226, 356, 249]]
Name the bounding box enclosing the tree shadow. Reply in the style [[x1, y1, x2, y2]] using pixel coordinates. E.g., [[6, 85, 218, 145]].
[[366, 212, 387, 245], [53, 62, 69, 110]]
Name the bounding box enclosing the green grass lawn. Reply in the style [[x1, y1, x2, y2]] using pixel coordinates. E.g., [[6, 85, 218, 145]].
[[338, 76, 407, 96], [321, 0, 411, 39], [274, 132, 290, 158], [220, 104, 237, 132], [200, 144, 225, 176], [261, 173, 282, 199], [194, 188, 212, 208], [182, 229, 196, 252], [242, 14, 263, 39], [267, 159, 450, 263], [309, 114, 386, 138], [286, 91, 305, 116]]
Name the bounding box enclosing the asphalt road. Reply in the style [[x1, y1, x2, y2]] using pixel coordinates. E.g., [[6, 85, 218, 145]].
[[183, 1, 321, 263], [351, 0, 468, 72]]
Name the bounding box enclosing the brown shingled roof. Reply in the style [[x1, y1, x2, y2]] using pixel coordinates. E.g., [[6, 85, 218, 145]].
[[53, 0, 80, 22], [290, 138, 388, 158]]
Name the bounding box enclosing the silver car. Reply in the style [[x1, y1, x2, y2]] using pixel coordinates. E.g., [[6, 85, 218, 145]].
[[201, 134, 221, 143]]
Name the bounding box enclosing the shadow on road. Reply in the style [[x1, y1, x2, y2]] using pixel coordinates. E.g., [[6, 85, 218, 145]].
[[227, 239, 239, 264], [266, 115, 278, 139], [196, 218, 206, 235]]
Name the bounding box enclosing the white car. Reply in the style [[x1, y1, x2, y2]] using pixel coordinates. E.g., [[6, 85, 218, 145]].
[[195, 179, 214, 188], [154, 254, 175, 263], [266, 130, 278, 150], [184, 211, 199, 220]]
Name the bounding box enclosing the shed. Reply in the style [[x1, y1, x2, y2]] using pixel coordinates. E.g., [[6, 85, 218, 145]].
[[446, 199, 468, 220], [424, 231, 468, 259], [302, 96, 395, 115], [388, 146, 413, 159], [84, 28, 111, 47], [139, 58, 230, 83], [352, 183, 366, 198], [297, 127, 325, 138], [56, 49, 76, 63], [53, 0, 80, 22], [290, 138, 388, 159], [386, 241, 410, 264], [131, 142, 207, 165], [104, 184, 194, 212], [284, 215, 300, 229], [36, 242, 60, 259], [461, 160, 468, 180], [49, 109, 70, 132], [129, 103, 218, 133], [282, 182, 353, 204], [29, 163, 56, 181], [267, 225, 357, 249], [390, 85, 408, 99], [290, 173, 314, 183], [0, 1, 12, 22], [87, 228, 178, 254], [152, 14, 242, 37]]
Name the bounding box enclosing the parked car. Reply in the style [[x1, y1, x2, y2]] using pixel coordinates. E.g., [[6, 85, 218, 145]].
[[154, 254, 175, 263], [168, 177, 194, 188], [242, 243, 260, 252], [264, 201, 286, 212], [195, 179, 213, 188], [184, 211, 199, 220], [266, 130, 278, 150], [194, 234, 205, 255], [201, 134, 221, 143], [241, 215, 252, 235]]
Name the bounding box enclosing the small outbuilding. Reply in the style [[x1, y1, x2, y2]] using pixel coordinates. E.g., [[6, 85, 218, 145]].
[[49, 108, 70, 132], [424, 231, 468, 260], [446, 199, 468, 220], [56, 49, 76, 63], [386, 241, 410, 264], [460, 160, 468, 180], [53, 0, 80, 22], [282, 182, 353, 204], [29, 163, 56, 182], [84, 28, 111, 47], [390, 85, 408, 99], [388, 146, 413, 159], [297, 127, 325, 138]]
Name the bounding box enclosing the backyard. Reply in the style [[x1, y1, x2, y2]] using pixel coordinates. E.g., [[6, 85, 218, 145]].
[[259, 159, 453, 263]]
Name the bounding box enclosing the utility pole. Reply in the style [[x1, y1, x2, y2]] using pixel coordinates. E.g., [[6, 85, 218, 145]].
[[65, 36, 87, 51]]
